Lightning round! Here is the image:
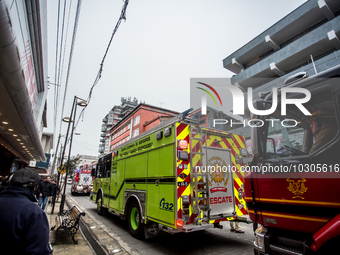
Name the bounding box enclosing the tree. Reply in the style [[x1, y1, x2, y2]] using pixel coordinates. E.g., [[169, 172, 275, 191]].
[[57, 154, 82, 177]]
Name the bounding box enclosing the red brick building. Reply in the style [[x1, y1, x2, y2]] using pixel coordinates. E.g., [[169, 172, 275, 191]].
[[110, 104, 178, 151]]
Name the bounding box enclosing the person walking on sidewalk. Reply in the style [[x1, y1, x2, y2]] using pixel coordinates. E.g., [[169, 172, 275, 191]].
[[0, 168, 51, 254], [37, 176, 54, 211]]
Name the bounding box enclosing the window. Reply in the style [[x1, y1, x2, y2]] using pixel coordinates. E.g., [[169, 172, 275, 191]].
[[127, 135, 130, 141], [264, 90, 337, 158], [124, 127, 126, 133], [134, 115, 140, 126], [133, 128, 139, 138], [128, 124, 131, 130]]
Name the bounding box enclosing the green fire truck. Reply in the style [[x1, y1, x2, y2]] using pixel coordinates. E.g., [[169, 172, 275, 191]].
[[91, 116, 248, 238]]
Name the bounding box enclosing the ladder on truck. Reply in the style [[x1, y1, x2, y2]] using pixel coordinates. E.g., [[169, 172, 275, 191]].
[[190, 125, 210, 223]]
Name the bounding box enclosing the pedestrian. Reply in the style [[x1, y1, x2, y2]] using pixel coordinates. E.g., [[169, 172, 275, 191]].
[[50, 180, 58, 205], [230, 221, 244, 233], [37, 176, 54, 211], [0, 168, 51, 254]]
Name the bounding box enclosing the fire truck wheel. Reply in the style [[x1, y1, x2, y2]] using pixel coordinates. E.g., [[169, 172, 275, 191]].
[[127, 200, 145, 239], [316, 236, 339, 254], [97, 195, 104, 215]]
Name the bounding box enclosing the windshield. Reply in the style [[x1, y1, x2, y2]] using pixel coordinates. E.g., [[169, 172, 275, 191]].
[[264, 90, 337, 159], [265, 118, 307, 157]]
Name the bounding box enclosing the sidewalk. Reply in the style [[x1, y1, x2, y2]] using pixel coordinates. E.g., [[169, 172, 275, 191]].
[[46, 197, 94, 255]]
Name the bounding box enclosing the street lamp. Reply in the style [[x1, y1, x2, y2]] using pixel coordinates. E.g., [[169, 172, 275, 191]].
[[58, 96, 87, 213], [50, 131, 81, 214]]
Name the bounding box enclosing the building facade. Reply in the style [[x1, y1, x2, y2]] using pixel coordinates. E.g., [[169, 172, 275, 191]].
[[110, 104, 179, 151], [222, 0, 340, 152], [224, 0, 340, 104], [0, 1, 48, 175], [77, 155, 98, 168], [99, 97, 140, 156]]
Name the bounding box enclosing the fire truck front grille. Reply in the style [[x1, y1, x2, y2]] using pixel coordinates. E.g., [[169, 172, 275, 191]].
[[269, 243, 303, 255]]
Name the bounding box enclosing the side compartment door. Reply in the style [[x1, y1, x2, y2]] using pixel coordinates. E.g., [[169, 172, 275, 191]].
[[147, 145, 175, 226], [109, 159, 125, 212]]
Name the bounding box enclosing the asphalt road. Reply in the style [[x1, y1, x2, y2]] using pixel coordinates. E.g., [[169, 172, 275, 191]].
[[67, 185, 255, 255]]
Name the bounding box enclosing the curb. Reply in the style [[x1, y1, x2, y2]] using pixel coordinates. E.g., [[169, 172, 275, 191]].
[[66, 194, 138, 255]]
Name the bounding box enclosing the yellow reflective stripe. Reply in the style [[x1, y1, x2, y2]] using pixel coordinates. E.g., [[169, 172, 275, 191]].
[[234, 134, 245, 148], [247, 209, 329, 223], [176, 124, 189, 141], [234, 177, 243, 188]]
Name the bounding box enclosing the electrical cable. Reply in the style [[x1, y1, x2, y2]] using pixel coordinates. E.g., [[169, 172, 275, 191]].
[[74, 0, 130, 130], [55, 0, 72, 138], [58, 0, 83, 135], [52, 0, 75, 166], [55, 0, 73, 137], [53, 0, 61, 135]]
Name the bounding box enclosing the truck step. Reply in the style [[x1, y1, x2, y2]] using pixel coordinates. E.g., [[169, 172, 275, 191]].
[[199, 205, 210, 210]]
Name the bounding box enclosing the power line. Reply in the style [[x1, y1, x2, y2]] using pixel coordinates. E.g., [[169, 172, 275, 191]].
[[75, 0, 130, 129], [53, 0, 61, 134], [58, 0, 83, 135], [52, 0, 81, 168], [54, 0, 72, 134], [55, 0, 74, 136]]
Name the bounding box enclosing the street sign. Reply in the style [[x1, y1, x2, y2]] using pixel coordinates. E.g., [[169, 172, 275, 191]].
[[60, 165, 67, 175]]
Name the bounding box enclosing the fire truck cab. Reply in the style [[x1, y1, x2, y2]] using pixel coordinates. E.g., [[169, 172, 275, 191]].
[[244, 65, 340, 254]]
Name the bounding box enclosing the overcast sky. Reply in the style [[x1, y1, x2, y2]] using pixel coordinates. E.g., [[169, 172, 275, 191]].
[[45, 0, 307, 158]]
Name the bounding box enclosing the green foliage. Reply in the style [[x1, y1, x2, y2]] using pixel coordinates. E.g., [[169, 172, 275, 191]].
[[57, 154, 82, 177]]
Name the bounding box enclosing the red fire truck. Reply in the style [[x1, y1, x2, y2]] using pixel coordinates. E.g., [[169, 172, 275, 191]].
[[71, 163, 96, 195], [244, 65, 340, 254]]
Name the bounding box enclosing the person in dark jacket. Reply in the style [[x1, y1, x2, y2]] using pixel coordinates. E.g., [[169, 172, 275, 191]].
[[37, 176, 54, 210], [0, 168, 50, 255]]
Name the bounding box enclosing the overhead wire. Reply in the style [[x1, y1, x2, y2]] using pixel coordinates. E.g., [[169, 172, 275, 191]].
[[58, 0, 83, 135], [55, 0, 72, 138], [52, 0, 81, 167], [56, 0, 74, 134], [57, 0, 130, 159], [74, 0, 130, 131], [53, 0, 61, 135]]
